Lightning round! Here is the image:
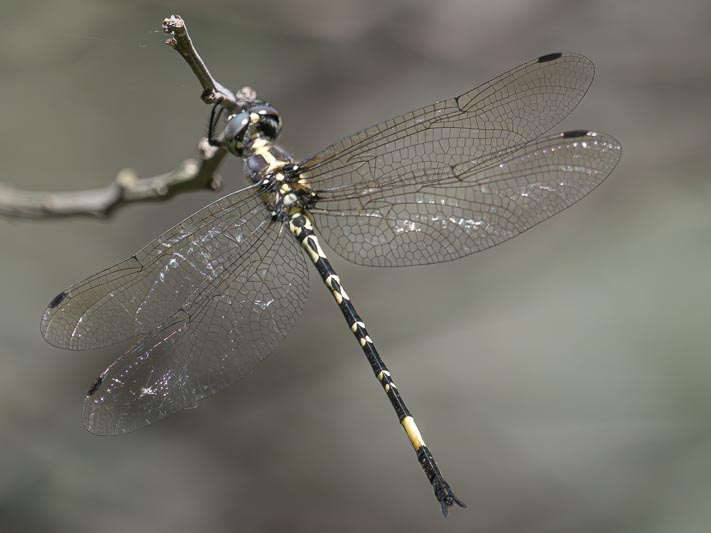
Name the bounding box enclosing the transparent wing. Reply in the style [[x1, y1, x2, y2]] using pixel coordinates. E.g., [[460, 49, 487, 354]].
[[298, 53, 594, 194], [41, 184, 270, 350], [82, 225, 309, 435], [310, 131, 621, 267]]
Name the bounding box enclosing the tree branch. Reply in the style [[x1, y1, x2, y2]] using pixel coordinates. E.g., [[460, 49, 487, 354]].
[[0, 139, 225, 218]]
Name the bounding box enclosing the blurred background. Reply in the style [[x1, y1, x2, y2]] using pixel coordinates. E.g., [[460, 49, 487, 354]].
[[1, 1, 709, 532]]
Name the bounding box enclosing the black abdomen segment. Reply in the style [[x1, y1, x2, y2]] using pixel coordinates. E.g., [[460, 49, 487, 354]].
[[288, 209, 465, 516]]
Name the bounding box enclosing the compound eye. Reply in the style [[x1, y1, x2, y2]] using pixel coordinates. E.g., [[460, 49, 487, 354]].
[[249, 105, 282, 141], [223, 111, 251, 156]]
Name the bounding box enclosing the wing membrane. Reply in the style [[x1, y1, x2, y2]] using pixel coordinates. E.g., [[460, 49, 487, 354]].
[[82, 225, 309, 435], [41, 184, 268, 350], [310, 131, 621, 266], [299, 53, 594, 194]]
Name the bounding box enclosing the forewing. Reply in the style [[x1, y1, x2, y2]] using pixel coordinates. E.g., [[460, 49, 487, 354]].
[[310, 131, 621, 266], [82, 224, 309, 435], [41, 184, 269, 350], [298, 53, 594, 194]]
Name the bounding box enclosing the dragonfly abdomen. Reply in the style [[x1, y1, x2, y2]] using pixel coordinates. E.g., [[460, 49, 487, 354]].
[[287, 208, 466, 515]]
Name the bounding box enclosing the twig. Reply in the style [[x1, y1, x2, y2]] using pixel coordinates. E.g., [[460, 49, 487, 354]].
[[162, 15, 237, 107], [162, 15, 258, 107], [0, 139, 225, 218]]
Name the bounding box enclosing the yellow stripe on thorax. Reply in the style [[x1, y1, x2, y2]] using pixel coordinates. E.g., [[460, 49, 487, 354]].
[[252, 138, 287, 172]]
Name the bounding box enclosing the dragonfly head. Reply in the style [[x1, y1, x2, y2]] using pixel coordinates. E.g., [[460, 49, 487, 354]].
[[220, 105, 282, 157]]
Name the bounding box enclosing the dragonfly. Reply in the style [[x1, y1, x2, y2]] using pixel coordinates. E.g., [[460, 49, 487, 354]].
[[41, 49, 621, 516]]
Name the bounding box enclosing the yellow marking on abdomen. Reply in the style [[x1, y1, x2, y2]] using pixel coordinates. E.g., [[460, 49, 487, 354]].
[[359, 335, 373, 347], [288, 220, 302, 238], [376, 370, 391, 381], [401, 416, 426, 450], [325, 274, 351, 304], [351, 321, 365, 333], [301, 235, 327, 264]]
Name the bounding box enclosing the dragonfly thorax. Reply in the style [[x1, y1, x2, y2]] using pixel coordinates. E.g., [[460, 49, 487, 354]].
[[267, 173, 317, 222], [244, 138, 294, 181], [242, 137, 316, 220]]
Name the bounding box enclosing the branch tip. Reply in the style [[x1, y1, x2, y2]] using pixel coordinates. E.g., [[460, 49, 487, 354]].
[[161, 14, 238, 109], [162, 15, 185, 35]]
